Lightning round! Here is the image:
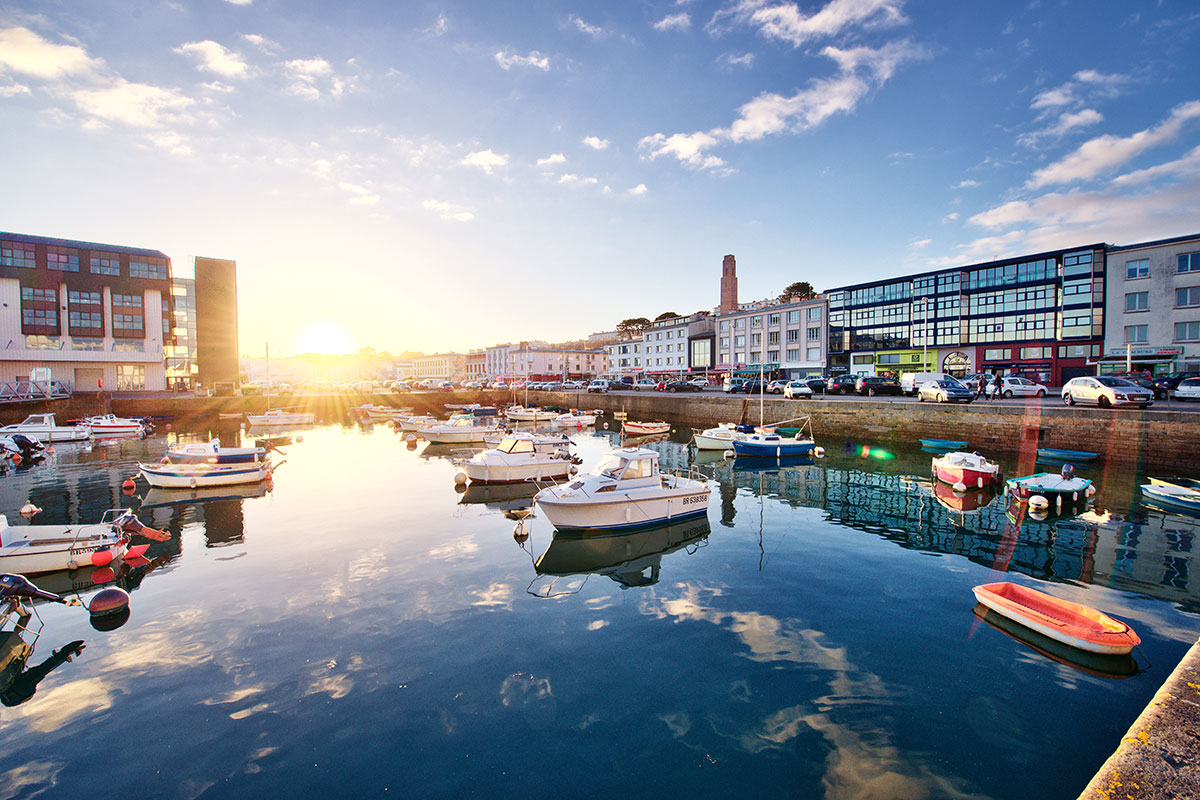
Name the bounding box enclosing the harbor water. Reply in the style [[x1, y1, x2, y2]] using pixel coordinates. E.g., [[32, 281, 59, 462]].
[[0, 419, 1197, 799]]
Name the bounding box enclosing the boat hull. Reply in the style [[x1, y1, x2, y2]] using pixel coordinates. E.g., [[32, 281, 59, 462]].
[[536, 487, 710, 531], [0, 425, 91, 442], [972, 582, 1140, 655], [623, 422, 670, 436], [247, 413, 315, 427], [420, 428, 499, 444], [1006, 473, 1092, 502], [462, 458, 572, 483], [139, 462, 271, 488], [732, 439, 815, 457], [0, 524, 126, 575], [1140, 484, 1200, 516], [931, 453, 999, 488]]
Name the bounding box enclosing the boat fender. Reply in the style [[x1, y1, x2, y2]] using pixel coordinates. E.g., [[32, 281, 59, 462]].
[[91, 548, 115, 567], [454, 471, 468, 485], [1056, 495, 1063, 511], [121, 477, 136, 493], [513, 521, 529, 542], [603, 423, 609, 430], [405, 434, 417, 442], [569, 466, 578, 475], [814, 447, 825, 458], [19, 502, 41, 517], [953, 482, 967, 493], [977, 477, 984, 489], [1086, 485, 1096, 497], [296, 435, 303, 443], [1029, 495, 1050, 512], [89, 586, 130, 618], [723, 450, 735, 459]]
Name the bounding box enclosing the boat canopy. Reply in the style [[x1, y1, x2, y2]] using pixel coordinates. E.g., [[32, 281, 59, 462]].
[[497, 436, 534, 454], [592, 450, 658, 481]]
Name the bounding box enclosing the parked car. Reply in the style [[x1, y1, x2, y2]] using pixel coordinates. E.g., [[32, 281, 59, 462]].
[[563, 380, 585, 390], [766, 380, 789, 394], [899, 372, 953, 396], [855, 376, 902, 396], [740, 377, 769, 394], [587, 379, 610, 394], [631, 380, 657, 391], [782, 381, 813, 399], [1111, 374, 1157, 395], [1174, 377, 1200, 401], [917, 379, 974, 403], [960, 373, 992, 392], [723, 378, 748, 393], [1062, 376, 1154, 408], [802, 377, 827, 393], [989, 376, 1048, 399], [827, 375, 861, 395], [664, 380, 700, 392], [689, 377, 709, 389], [1152, 371, 1200, 400]]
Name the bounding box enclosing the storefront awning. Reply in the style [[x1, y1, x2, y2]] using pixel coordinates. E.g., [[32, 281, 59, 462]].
[[733, 363, 780, 376]]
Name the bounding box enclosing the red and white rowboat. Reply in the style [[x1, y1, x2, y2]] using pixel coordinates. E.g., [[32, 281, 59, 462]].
[[972, 582, 1141, 655], [623, 420, 670, 436], [932, 451, 999, 488]]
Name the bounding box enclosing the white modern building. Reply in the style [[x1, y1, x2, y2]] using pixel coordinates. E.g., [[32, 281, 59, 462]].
[[1101, 232, 1200, 375], [715, 296, 828, 379]]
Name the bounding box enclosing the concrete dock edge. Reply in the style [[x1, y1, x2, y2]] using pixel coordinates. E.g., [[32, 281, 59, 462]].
[[1078, 638, 1200, 799]]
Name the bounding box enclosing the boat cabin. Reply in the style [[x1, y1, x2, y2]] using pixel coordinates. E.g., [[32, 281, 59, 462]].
[[14, 415, 57, 428], [495, 436, 536, 454], [590, 448, 660, 487]]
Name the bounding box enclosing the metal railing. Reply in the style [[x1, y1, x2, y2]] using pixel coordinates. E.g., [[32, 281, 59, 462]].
[[0, 380, 74, 403]]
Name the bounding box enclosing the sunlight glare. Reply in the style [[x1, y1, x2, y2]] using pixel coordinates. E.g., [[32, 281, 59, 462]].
[[296, 321, 355, 355]]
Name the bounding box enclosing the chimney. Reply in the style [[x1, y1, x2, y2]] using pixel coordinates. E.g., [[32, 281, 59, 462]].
[[719, 254, 738, 315]]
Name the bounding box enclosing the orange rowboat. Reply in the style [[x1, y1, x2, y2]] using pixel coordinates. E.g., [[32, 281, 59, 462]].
[[972, 582, 1141, 655]]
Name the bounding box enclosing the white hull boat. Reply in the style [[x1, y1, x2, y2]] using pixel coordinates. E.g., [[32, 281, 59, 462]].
[[246, 410, 315, 427], [505, 406, 558, 422], [535, 447, 710, 531], [397, 414, 438, 431], [139, 460, 273, 488], [0, 414, 91, 442], [551, 412, 597, 427], [694, 424, 747, 450], [462, 433, 577, 483], [167, 439, 266, 464], [357, 404, 396, 422], [419, 416, 501, 444], [932, 451, 1000, 488], [79, 414, 148, 437], [623, 421, 670, 437], [0, 510, 155, 575]]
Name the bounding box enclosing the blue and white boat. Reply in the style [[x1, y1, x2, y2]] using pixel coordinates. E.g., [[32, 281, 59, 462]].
[[139, 459, 273, 488], [1006, 467, 1093, 504], [1037, 448, 1098, 463], [166, 439, 267, 465], [1141, 483, 1200, 516], [732, 432, 815, 458]]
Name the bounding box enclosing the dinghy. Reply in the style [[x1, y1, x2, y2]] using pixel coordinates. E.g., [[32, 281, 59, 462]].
[[139, 460, 273, 488], [931, 451, 1000, 488], [1140, 483, 1200, 516], [972, 582, 1140, 655], [622, 420, 670, 436]]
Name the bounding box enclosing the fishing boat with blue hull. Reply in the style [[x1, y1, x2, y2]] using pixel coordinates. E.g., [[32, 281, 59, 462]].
[[920, 438, 967, 451], [1037, 448, 1098, 463], [733, 417, 816, 459], [1006, 465, 1094, 505], [1148, 476, 1200, 490], [1140, 483, 1200, 516]]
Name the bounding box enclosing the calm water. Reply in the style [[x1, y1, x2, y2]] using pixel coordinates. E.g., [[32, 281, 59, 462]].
[[0, 418, 1197, 800]]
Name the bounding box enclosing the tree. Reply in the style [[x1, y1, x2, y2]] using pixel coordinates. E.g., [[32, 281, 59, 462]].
[[616, 317, 652, 337], [654, 311, 680, 322], [780, 281, 816, 301]]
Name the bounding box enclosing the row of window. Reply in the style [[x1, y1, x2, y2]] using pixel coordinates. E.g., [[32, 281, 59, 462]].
[[1125, 322, 1200, 343], [717, 307, 824, 332], [722, 347, 823, 365], [1126, 254, 1200, 278], [1, 241, 168, 278], [1124, 288, 1200, 310]]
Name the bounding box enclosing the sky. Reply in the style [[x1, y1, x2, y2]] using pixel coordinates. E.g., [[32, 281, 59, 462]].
[[1, 1, 1198, 357]]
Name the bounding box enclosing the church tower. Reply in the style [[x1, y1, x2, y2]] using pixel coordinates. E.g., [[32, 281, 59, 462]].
[[719, 254, 738, 314]]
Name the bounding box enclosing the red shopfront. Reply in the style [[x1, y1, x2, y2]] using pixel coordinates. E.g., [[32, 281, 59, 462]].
[[976, 341, 1101, 387]]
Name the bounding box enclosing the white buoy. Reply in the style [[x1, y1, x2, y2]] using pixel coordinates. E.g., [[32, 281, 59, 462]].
[[1029, 495, 1049, 512], [1086, 485, 1096, 497], [405, 433, 417, 442], [723, 449, 735, 459], [814, 446, 825, 458], [603, 423, 609, 429], [454, 471, 467, 485], [569, 465, 578, 475], [952, 482, 967, 493], [1057, 495, 1063, 511], [977, 477, 984, 489]]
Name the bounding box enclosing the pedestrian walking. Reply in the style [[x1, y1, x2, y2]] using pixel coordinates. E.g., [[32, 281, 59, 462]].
[[992, 373, 1003, 399], [975, 374, 988, 401]]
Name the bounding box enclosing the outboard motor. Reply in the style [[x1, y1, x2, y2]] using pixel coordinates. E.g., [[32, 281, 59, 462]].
[[0, 574, 73, 608], [8, 435, 45, 461]]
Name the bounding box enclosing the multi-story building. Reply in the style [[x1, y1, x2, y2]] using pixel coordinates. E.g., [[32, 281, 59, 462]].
[[413, 352, 465, 381], [0, 231, 178, 391], [826, 242, 1106, 385], [508, 346, 606, 380], [715, 297, 828, 379], [1101, 232, 1200, 375], [602, 313, 716, 379], [604, 337, 644, 376], [165, 277, 198, 391], [194, 256, 240, 392], [465, 349, 486, 380], [638, 315, 692, 375]]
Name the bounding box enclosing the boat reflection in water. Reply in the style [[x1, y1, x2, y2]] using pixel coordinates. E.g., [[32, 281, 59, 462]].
[[973, 604, 1140, 679], [934, 481, 998, 515], [731, 454, 814, 472], [528, 515, 711, 597], [457, 480, 540, 515], [140, 483, 271, 509], [0, 629, 85, 707]]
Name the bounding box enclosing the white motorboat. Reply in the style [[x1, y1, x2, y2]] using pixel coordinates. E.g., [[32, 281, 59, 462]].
[[78, 414, 148, 437], [623, 420, 670, 436], [396, 414, 438, 431], [0, 414, 91, 442], [551, 411, 597, 427], [534, 448, 710, 531], [461, 433, 578, 483], [0, 510, 156, 575], [932, 451, 1000, 488], [505, 406, 558, 422], [246, 409, 316, 427], [167, 439, 266, 465], [418, 416, 501, 444], [139, 459, 273, 488], [694, 423, 748, 450], [356, 404, 396, 422]]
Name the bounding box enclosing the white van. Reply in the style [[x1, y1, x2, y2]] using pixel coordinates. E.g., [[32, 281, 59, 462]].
[[899, 372, 953, 395], [587, 379, 610, 394]]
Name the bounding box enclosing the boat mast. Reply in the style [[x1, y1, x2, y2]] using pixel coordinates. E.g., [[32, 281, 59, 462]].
[[265, 342, 270, 413]]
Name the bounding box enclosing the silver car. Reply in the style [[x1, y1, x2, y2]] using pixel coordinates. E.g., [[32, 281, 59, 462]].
[[1062, 376, 1154, 408]]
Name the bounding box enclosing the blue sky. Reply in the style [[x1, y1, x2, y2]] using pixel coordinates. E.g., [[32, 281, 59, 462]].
[[1, 0, 1198, 356]]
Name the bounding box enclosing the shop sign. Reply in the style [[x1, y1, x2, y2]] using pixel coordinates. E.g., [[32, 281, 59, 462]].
[[1106, 346, 1183, 357]]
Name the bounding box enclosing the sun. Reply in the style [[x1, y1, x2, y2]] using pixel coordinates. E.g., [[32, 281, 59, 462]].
[[296, 321, 355, 355]]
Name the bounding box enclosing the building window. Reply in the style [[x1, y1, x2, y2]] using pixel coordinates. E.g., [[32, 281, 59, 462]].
[[984, 349, 1010, 360], [1124, 325, 1148, 344], [113, 314, 144, 332], [734, 352, 745, 364], [767, 331, 779, 345], [1177, 287, 1200, 308], [807, 307, 821, 321], [806, 346, 821, 361], [1, 240, 37, 268], [1179, 253, 1200, 274], [117, 365, 146, 390], [768, 314, 780, 326], [786, 348, 800, 361], [807, 327, 821, 341], [1126, 259, 1149, 279], [24, 335, 61, 349], [719, 320, 730, 332], [734, 335, 745, 348], [787, 329, 800, 343], [750, 333, 761, 346], [1020, 346, 1051, 359], [20, 286, 58, 335], [767, 350, 779, 363], [90, 252, 121, 276], [734, 318, 745, 330], [751, 316, 762, 328], [852, 355, 874, 365], [129, 257, 168, 279], [71, 337, 104, 351], [1125, 292, 1149, 312], [1176, 321, 1200, 342], [787, 310, 800, 324], [46, 245, 80, 272]]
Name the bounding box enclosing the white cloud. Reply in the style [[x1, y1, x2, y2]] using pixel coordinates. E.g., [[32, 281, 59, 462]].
[[423, 199, 475, 222], [570, 16, 606, 37], [281, 57, 347, 100], [952, 179, 980, 189], [495, 50, 549, 71], [174, 40, 249, 79], [719, 52, 756, 68], [70, 78, 195, 136], [653, 13, 691, 31], [942, 212, 960, 222], [0, 83, 31, 97], [909, 238, 931, 248], [239, 33, 279, 53], [639, 130, 727, 171], [627, 183, 648, 196], [1018, 108, 1103, 148], [1030, 70, 1129, 113], [558, 173, 599, 185], [338, 181, 380, 205], [461, 149, 509, 174], [709, 0, 906, 47], [225, 0, 253, 5], [1027, 100, 1200, 188], [1112, 144, 1200, 187], [582, 135, 609, 150], [536, 153, 566, 167], [0, 26, 102, 80], [425, 14, 448, 36]]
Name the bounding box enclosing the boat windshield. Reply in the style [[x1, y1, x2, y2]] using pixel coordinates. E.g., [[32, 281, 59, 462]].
[[593, 454, 627, 479], [497, 437, 533, 454]]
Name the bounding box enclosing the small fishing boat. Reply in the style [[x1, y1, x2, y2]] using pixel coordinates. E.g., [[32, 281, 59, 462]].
[[418, 415, 501, 444], [623, 421, 670, 436], [931, 451, 1000, 488], [1037, 448, 1098, 463], [732, 431, 815, 458], [919, 438, 967, 451], [166, 439, 266, 465], [0, 510, 155, 575], [551, 411, 597, 427], [356, 404, 396, 422], [505, 406, 558, 422], [460, 404, 499, 417], [693, 423, 750, 450], [139, 459, 273, 488], [1140, 483, 1200, 516], [396, 414, 438, 431], [246, 409, 315, 427], [0, 414, 90, 443], [1147, 476, 1200, 490], [0, 434, 46, 464], [730, 454, 814, 472], [972, 582, 1140, 655], [1006, 467, 1093, 504], [972, 603, 1139, 679], [77, 414, 149, 437], [534, 448, 710, 531], [461, 432, 579, 483]]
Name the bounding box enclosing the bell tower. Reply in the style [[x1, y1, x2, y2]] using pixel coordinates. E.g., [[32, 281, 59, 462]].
[[719, 254, 738, 314]]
